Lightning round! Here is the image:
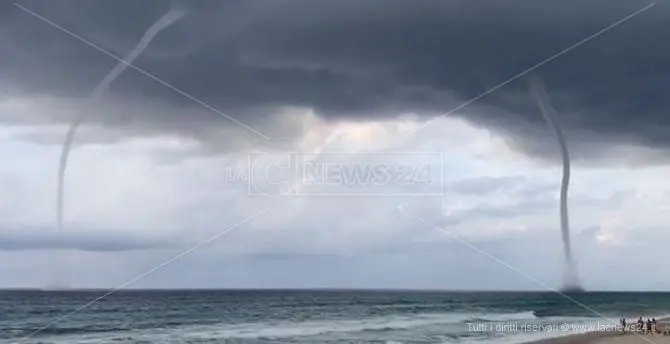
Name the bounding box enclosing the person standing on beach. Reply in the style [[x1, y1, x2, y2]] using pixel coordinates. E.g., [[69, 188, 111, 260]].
[[620, 318, 626, 333], [652, 318, 657, 333], [647, 318, 652, 334], [638, 317, 644, 331]]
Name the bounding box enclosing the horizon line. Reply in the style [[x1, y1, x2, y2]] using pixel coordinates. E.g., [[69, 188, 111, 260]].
[[2, 287, 670, 293]]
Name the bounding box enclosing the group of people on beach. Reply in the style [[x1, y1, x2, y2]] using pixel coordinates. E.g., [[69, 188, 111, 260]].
[[619, 317, 659, 334]]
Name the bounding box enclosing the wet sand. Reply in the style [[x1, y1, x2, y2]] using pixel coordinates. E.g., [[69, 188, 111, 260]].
[[527, 320, 670, 344]]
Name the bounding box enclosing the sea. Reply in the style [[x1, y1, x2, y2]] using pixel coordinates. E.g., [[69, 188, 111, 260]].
[[2, 290, 670, 344]]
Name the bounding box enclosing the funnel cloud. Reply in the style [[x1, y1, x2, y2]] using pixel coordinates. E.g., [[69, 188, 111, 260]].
[[56, 7, 187, 233], [529, 77, 582, 292], [53, 7, 187, 286]]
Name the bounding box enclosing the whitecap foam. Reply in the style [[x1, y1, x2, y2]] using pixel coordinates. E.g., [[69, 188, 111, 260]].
[[467, 311, 537, 322], [17, 312, 596, 344], [51, 311, 538, 342], [170, 311, 539, 340]]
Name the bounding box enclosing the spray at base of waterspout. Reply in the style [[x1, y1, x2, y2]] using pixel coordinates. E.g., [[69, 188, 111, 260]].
[[561, 258, 584, 292]]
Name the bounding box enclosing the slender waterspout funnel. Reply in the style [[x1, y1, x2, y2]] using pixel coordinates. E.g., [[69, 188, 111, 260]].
[[53, 6, 187, 288], [528, 77, 583, 292]]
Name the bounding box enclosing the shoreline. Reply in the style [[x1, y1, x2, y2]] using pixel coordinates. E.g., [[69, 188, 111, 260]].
[[524, 318, 670, 344]]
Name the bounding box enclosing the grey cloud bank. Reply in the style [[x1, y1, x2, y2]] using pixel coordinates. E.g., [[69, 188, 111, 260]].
[[3, 228, 668, 290], [1, 0, 668, 163], [0, 227, 174, 252]]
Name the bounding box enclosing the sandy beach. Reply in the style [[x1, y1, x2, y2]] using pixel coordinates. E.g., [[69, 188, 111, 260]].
[[531, 333, 670, 344], [592, 336, 670, 344], [529, 319, 670, 344]]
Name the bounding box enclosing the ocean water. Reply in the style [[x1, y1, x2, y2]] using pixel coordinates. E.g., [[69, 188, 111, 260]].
[[2, 290, 670, 344]]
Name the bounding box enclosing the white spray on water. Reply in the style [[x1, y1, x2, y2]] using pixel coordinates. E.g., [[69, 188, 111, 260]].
[[528, 77, 582, 291], [54, 8, 187, 285]]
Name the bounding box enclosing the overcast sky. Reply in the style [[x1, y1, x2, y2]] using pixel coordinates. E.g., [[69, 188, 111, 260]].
[[0, 0, 668, 290]]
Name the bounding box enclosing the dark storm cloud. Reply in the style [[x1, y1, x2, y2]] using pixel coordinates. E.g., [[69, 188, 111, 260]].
[[2, 0, 668, 161]]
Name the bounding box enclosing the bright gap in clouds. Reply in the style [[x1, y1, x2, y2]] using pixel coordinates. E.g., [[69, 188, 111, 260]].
[[1, 104, 670, 289]]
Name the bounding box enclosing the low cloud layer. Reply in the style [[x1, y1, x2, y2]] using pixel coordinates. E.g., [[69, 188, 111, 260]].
[[0, 227, 174, 252]]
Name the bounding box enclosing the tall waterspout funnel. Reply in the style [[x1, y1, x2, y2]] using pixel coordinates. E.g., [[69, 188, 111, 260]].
[[528, 77, 583, 292]]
